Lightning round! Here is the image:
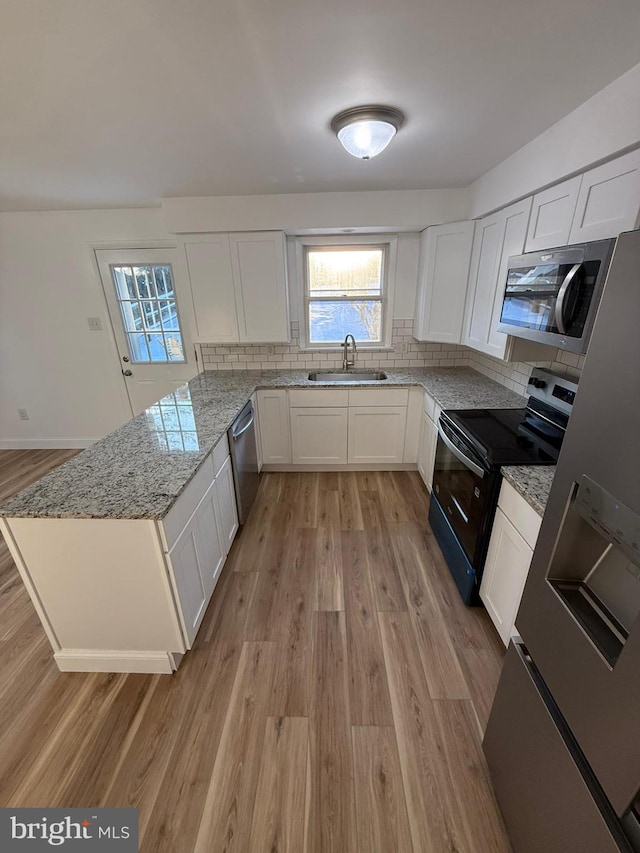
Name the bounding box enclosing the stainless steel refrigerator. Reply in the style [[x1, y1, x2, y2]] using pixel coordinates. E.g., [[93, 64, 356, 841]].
[[483, 229, 640, 853]]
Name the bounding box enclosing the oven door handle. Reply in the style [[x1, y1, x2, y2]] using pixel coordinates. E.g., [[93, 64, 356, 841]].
[[437, 420, 486, 479], [555, 263, 582, 334]]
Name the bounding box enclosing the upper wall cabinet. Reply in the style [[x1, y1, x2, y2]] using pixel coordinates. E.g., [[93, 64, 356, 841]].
[[568, 148, 640, 244], [413, 221, 474, 344], [523, 149, 640, 253], [185, 231, 290, 344], [463, 198, 555, 362], [525, 176, 583, 252]]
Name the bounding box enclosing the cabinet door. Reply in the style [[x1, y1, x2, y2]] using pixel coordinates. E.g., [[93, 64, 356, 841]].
[[257, 390, 291, 464], [252, 392, 263, 472], [290, 408, 348, 464], [184, 238, 239, 342], [525, 176, 583, 252], [480, 507, 533, 646], [194, 481, 226, 598], [348, 407, 407, 464], [169, 523, 208, 647], [462, 214, 502, 351], [214, 455, 239, 554], [229, 232, 290, 343], [569, 148, 640, 243], [413, 221, 474, 343], [423, 412, 438, 491], [485, 197, 533, 359]]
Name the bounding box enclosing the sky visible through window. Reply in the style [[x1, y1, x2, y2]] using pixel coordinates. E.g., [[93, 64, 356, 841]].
[[306, 248, 383, 343]]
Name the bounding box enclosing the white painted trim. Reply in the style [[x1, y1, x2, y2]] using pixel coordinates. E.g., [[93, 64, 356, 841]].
[[0, 439, 96, 449], [261, 462, 417, 472], [54, 649, 175, 674]]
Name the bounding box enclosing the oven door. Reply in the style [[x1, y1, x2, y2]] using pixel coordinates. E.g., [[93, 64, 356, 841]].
[[432, 416, 493, 567]]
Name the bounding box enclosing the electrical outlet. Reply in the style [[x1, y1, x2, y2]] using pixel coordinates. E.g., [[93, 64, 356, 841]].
[[87, 317, 103, 331], [17, 408, 29, 421]]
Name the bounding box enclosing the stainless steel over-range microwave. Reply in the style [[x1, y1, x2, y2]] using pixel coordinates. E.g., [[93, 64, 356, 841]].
[[497, 238, 616, 354]]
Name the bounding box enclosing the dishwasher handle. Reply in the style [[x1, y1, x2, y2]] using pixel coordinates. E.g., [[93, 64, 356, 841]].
[[232, 412, 255, 440]]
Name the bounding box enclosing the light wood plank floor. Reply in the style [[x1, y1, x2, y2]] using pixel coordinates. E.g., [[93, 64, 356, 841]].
[[0, 451, 510, 852]]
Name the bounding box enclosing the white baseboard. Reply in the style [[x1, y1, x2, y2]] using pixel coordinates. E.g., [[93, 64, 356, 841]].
[[0, 439, 96, 450], [261, 462, 418, 472], [54, 649, 176, 674]]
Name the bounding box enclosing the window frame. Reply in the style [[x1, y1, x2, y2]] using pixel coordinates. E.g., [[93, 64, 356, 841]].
[[294, 234, 397, 350]]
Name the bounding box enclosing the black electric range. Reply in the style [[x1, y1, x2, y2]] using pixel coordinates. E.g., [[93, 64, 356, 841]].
[[429, 369, 577, 605]]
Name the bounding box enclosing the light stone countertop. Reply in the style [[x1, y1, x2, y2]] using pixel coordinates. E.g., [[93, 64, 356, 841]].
[[0, 367, 528, 520], [500, 464, 556, 517]]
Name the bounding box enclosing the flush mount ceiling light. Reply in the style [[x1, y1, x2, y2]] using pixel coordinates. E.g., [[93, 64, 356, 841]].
[[331, 105, 405, 160]]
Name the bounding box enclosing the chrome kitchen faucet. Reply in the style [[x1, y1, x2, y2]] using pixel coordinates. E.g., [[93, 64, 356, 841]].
[[342, 334, 356, 370]]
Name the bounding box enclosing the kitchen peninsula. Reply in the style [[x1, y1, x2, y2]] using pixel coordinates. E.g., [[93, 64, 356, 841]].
[[0, 367, 548, 674]]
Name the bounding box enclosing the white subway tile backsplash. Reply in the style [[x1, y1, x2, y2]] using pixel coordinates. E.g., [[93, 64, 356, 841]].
[[201, 321, 472, 372]]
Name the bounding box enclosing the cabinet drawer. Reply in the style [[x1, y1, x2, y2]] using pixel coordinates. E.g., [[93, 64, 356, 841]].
[[211, 433, 230, 477], [289, 389, 349, 407], [161, 455, 215, 551], [498, 478, 543, 550], [348, 388, 409, 407]]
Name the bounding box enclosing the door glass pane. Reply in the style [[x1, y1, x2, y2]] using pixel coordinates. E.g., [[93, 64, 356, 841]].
[[127, 333, 150, 362], [158, 300, 179, 330], [308, 300, 382, 343], [110, 264, 186, 363], [165, 333, 184, 361], [133, 266, 156, 298]]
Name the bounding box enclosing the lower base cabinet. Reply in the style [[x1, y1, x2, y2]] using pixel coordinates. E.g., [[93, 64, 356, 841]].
[[347, 406, 407, 464], [417, 410, 438, 490], [290, 407, 348, 464], [480, 481, 543, 646], [1, 440, 240, 673]]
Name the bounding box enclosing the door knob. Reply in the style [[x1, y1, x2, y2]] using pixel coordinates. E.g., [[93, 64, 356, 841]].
[[122, 369, 133, 377], [122, 355, 130, 363]]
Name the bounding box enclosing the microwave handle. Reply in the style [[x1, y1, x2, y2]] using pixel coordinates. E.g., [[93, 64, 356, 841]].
[[437, 420, 485, 479], [555, 263, 582, 334]]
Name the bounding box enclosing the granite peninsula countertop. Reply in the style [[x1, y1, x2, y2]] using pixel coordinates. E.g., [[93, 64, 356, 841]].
[[500, 464, 556, 517], [0, 367, 527, 520]]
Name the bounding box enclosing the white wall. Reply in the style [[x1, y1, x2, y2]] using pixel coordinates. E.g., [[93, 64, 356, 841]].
[[0, 208, 170, 447], [162, 189, 470, 233], [470, 61, 640, 218]]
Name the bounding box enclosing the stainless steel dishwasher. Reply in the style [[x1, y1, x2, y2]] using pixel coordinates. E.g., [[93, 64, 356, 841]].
[[228, 399, 260, 524]]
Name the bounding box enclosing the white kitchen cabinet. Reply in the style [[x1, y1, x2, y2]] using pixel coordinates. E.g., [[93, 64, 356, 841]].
[[184, 231, 289, 344], [417, 392, 439, 491], [290, 408, 348, 464], [568, 148, 640, 243], [2, 433, 240, 672], [418, 410, 438, 491], [463, 197, 555, 362], [480, 480, 543, 646], [348, 406, 407, 464], [229, 232, 290, 343], [257, 389, 291, 464], [168, 505, 211, 647], [213, 454, 239, 554], [252, 392, 263, 472], [525, 176, 583, 252], [413, 221, 474, 343], [185, 238, 238, 342]]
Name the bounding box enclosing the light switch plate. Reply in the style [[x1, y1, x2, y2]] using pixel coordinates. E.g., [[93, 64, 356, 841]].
[[87, 317, 103, 331]]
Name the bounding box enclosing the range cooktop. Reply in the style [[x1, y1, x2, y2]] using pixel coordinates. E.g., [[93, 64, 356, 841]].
[[444, 407, 561, 468]]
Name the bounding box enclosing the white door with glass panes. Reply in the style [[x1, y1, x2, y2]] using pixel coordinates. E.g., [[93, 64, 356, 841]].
[[96, 249, 198, 415]]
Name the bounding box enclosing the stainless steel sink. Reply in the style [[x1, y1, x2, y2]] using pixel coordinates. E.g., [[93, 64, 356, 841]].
[[307, 370, 387, 383]]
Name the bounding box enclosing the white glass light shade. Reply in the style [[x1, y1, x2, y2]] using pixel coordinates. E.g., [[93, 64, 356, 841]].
[[337, 120, 397, 159], [331, 106, 405, 160]]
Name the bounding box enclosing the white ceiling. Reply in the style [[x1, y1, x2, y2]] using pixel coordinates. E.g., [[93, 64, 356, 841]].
[[2, 0, 640, 211]]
